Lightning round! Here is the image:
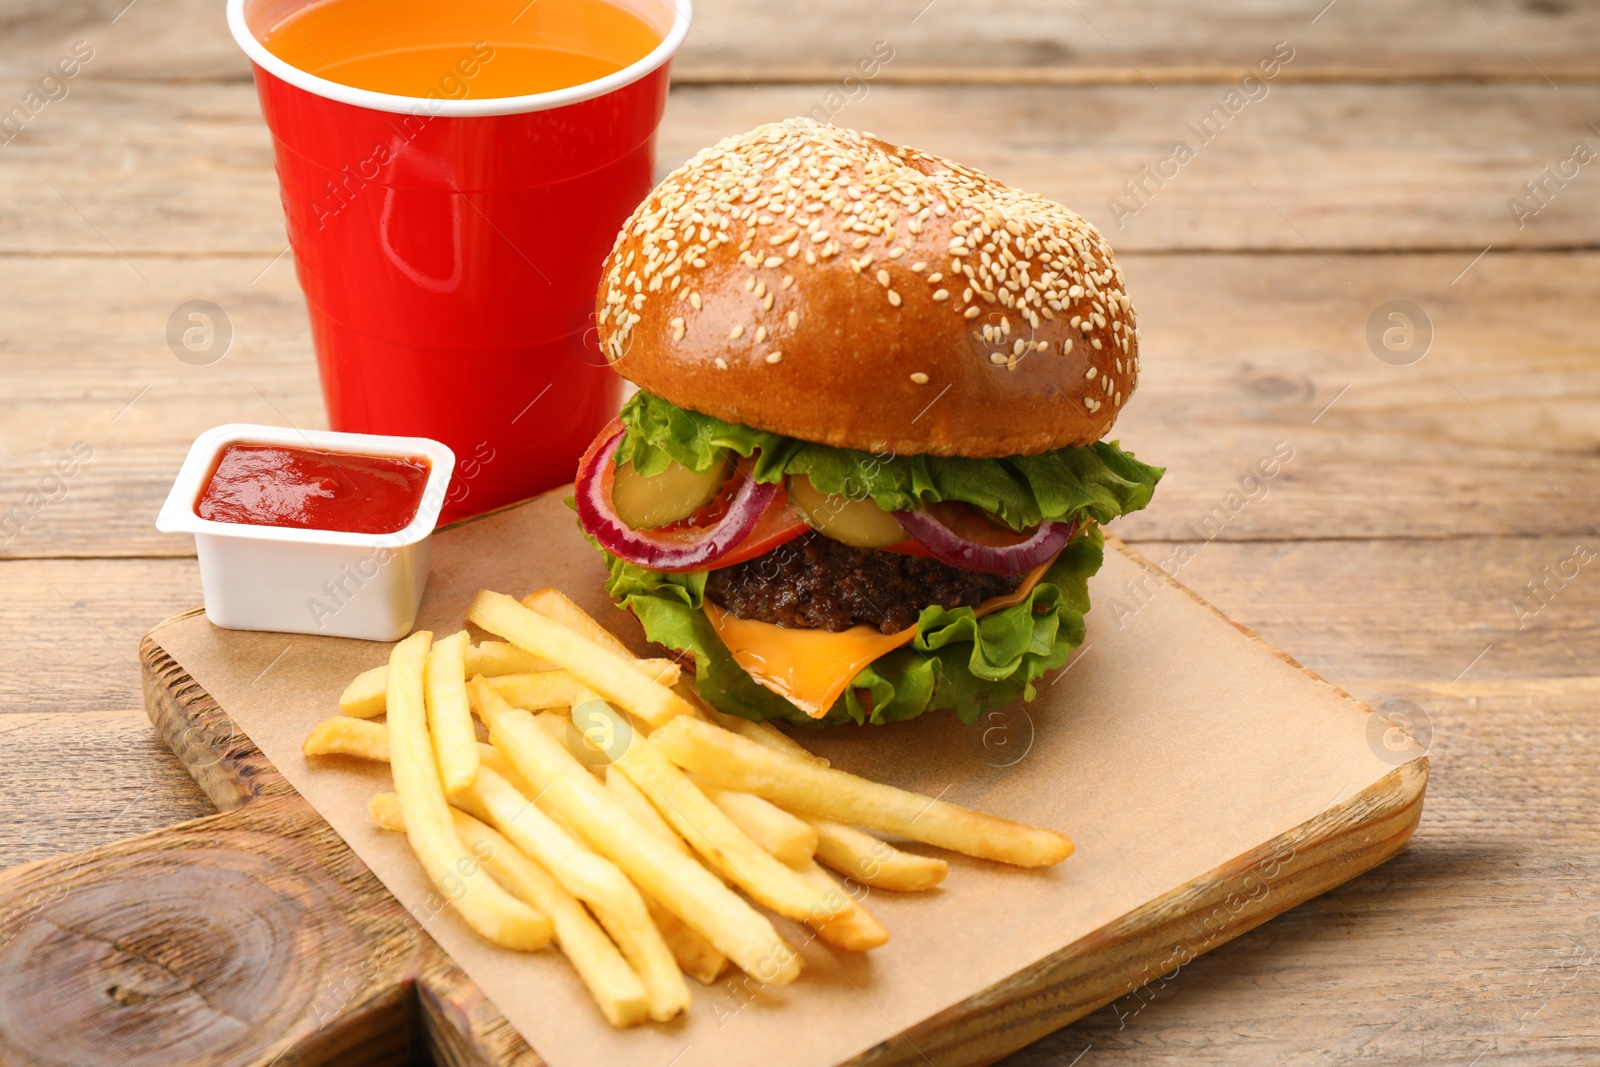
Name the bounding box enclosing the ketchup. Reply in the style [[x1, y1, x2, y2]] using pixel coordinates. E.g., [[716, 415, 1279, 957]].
[[196, 443, 430, 535]]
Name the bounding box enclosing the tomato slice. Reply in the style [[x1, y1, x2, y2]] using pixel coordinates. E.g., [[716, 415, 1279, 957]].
[[706, 486, 809, 569]]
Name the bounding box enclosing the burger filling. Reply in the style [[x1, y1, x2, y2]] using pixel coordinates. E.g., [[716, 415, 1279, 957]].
[[706, 532, 1023, 634], [578, 390, 1163, 727]]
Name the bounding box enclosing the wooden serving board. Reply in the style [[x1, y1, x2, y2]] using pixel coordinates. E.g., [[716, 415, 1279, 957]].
[[0, 494, 1426, 1067]]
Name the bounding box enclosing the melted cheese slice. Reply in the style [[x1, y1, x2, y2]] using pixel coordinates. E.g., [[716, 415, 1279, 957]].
[[704, 553, 1059, 719]]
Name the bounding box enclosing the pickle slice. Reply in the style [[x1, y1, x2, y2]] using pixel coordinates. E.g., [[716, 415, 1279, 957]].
[[788, 474, 905, 548], [612, 457, 732, 530]]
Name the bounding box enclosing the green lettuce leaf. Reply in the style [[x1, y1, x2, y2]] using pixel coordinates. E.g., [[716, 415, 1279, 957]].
[[615, 390, 1163, 532], [601, 529, 1103, 727]]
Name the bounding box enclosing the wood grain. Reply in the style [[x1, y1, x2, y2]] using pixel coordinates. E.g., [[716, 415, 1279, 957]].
[[5, 0, 1599, 86], [5, 81, 1600, 257], [0, 794, 534, 1067]]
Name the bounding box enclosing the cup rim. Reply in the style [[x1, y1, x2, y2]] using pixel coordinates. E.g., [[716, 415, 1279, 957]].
[[226, 0, 693, 118]]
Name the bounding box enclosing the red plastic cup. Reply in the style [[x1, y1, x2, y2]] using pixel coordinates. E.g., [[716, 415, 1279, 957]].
[[227, 0, 690, 522]]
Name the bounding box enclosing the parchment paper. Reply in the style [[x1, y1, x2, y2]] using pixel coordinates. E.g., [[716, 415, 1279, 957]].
[[152, 491, 1402, 1067]]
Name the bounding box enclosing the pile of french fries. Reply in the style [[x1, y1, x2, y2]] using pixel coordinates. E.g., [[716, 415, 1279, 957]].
[[302, 587, 1074, 1027]]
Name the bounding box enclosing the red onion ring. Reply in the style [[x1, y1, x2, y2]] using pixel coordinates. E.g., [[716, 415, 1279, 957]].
[[576, 429, 778, 572], [893, 508, 1076, 575]]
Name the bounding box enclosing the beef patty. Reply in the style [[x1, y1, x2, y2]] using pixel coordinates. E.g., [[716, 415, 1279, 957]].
[[705, 532, 1022, 634]]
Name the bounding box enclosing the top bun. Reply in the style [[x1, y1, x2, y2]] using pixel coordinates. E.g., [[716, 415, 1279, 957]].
[[596, 119, 1139, 457]]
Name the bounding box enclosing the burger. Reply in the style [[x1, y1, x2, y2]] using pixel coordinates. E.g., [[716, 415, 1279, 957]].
[[575, 119, 1161, 727]]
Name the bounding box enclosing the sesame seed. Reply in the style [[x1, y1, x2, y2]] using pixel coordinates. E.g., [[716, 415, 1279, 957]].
[[932, 289, 949, 301], [765, 351, 783, 364], [1091, 338, 1103, 350], [787, 310, 799, 328], [756, 326, 767, 343], [888, 290, 902, 306], [989, 352, 1008, 365], [714, 357, 729, 369], [782, 275, 795, 289], [730, 324, 744, 339], [595, 120, 1130, 374], [1086, 366, 1097, 379], [910, 372, 930, 384], [877, 269, 891, 287]]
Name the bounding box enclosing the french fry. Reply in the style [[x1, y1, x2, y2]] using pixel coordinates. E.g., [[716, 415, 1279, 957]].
[[298, 724, 602, 854], [341, 641, 559, 719], [595, 690, 846, 929], [706, 706, 829, 767], [303, 716, 390, 761], [368, 793, 649, 1029], [339, 666, 389, 718], [425, 630, 479, 795], [649, 716, 1074, 868], [466, 639, 555, 676], [642, 893, 729, 985], [601, 769, 729, 984], [468, 590, 695, 728], [472, 678, 801, 985], [488, 660, 682, 712], [386, 631, 552, 950], [605, 768, 693, 857], [793, 860, 888, 951], [462, 766, 688, 1022], [696, 781, 818, 869], [521, 587, 633, 657], [805, 816, 949, 892]]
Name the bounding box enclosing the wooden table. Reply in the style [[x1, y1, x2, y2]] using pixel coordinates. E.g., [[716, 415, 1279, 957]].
[[3, 1, 1597, 1062]]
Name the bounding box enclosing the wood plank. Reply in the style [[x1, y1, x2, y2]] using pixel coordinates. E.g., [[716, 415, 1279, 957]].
[[0, 558, 207, 713], [659, 82, 1600, 252], [1011, 677, 1600, 1066], [4, 0, 1599, 86], [0, 712, 213, 869], [3, 251, 1596, 558], [1129, 539, 1600, 684], [5, 81, 1600, 256]]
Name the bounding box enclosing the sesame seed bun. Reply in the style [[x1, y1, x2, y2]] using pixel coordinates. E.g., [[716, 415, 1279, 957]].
[[596, 118, 1139, 457]]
